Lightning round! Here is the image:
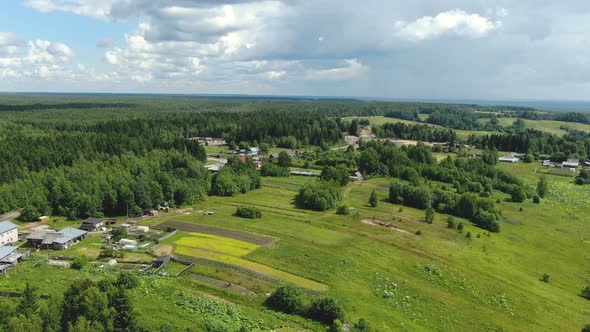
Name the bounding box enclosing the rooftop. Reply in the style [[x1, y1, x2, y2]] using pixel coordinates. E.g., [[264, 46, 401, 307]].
[[53, 227, 87, 244], [0, 221, 17, 234], [82, 217, 103, 225], [0, 246, 18, 260]]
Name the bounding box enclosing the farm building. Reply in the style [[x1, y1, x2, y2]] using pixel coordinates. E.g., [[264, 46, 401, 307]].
[[52, 228, 88, 250], [80, 217, 104, 231], [144, 208, 158, 217], [499, 153, 520, 163], [562, 159, 580, 168], [153, 256, 171, 268], [542, 160, 551, 167], [26, 227, 87, 250], [0, 221, 18, 246], [350, 171, 364, 182], [246, 147, 259, 156], [0, 246, 29, 275]]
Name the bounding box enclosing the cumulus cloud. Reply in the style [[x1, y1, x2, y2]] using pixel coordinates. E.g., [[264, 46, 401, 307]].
[[395, 9, 502, 41], [0, 32, 76, 80]]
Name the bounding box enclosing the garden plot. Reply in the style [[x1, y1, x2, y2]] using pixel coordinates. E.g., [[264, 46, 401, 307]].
[[172, 231, 327, 292]]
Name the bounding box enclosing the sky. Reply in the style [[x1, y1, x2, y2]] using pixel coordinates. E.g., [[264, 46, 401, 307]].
[[2, 0, 590, 100]]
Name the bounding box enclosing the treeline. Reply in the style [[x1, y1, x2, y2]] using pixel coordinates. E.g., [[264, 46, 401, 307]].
[[1, 273, 142, 332], [468, 129, 589, 160], [0, 150, 210, 220], [373, 122, 456, 143], [518, 110, 590, 125]]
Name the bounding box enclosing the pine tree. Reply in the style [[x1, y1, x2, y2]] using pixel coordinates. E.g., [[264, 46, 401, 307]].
[[17, 282, 40, 316], [113, 288, 139, 332], [369, 190, 378, 207]]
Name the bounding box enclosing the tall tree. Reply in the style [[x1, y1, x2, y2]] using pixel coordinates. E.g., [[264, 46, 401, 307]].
[[17, 282, 40, 317], [537, 175, 549, 198], [112, 288, 140, 332], [369, 190, 378, 207]]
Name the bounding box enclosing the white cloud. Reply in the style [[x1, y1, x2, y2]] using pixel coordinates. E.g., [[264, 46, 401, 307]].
[[262, 70, 286, 80], [308, 59, 368, 80], [395, 9, 502, 41]]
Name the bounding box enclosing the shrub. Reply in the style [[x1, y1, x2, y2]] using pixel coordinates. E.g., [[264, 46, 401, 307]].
[[457, 222, 464, 233], [165, 227, 176, 233], [116, 272, 139, 289], [260, 163, 289, 177], [352, 318, 373, 332], [277, 151, 292, 167], [265, 285, 304, 314], [582, 324, 590, 332], [425, 206, 435, 224], [307, 296, 345, 324], [336, 205, 351, 215], [424, 264, 441, 275], [581, 286, 590, 300], [533, 195, 541, 204], [465, 231, 472, 238], [415, 230, 422, 236], [235, 206, 263, 219], [447, 216, 455, 229], [540, 273, 550, 283], [71, 255, 88, 270]]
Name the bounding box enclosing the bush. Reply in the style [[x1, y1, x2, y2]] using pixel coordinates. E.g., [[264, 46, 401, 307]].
[[265, 285, 304, 314], [307, 296, 345, 324], [71, 255, 88, 270], [415, 230, 422, 236], [260, 163, 289, 177], [235, 206, 263, 219], [277, 151, 292, 167], [447, 216, 455, 229], [465, 231, 472, 238], [116, 272, 139, 289], [336, 205, 351, 215], [165, 227, 176, 233], [457, 222, 464, 233], [581, 286, 590, 300], [352, 318, 373, 332], [582, 324, 590, 332], [540, 273, 550, 283], [533, 195, 541, 204]]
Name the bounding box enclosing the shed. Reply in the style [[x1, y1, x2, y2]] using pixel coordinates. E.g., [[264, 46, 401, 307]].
[[38, 216, 49, 222], [122, 245, 137, 251], [153, 256, 171, 268], [80, 217, 104, 231]]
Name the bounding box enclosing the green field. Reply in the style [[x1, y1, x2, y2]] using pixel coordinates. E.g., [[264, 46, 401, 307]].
[[495, 117, 590, 135]]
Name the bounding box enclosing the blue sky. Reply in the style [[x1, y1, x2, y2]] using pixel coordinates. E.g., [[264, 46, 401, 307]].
[[2, 1, 590, 100]]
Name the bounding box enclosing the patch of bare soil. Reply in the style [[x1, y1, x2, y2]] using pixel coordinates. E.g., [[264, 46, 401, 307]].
[[361, 219, 410, 234], [153, 244, 173, 256]]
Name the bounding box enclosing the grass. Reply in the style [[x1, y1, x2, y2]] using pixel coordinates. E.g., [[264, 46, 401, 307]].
[[175, 232, 261, 257]]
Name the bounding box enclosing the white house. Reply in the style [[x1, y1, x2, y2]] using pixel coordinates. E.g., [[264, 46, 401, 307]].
[[562, 159, 580, 168], [0, 221, 18, 246]]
